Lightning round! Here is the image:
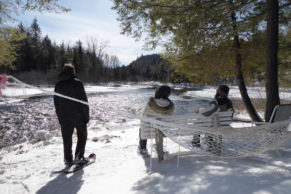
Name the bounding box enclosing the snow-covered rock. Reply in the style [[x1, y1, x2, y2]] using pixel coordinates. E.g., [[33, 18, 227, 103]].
[[31, 130, 51, 143]]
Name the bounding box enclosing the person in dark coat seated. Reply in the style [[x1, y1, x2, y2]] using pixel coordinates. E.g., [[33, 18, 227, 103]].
[[192, 85, 233, 153]]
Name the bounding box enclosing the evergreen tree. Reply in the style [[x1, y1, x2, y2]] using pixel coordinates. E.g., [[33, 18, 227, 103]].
[[29, 18, 42, 70], [57, 42, 67, 71], [265, 0, 280, 121], [41, 35, 56, 71]]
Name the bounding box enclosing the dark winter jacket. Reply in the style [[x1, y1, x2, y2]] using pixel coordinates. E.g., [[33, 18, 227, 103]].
[[54, 73, 89, 125], [202, 97, 233, 117]]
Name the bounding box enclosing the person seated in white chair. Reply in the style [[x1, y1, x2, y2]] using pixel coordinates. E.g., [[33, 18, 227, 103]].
[[192, 85, 234, 151], [139, 85, 174, 162]]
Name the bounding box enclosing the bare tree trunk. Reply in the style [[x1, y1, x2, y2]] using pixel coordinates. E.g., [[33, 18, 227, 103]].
[[265, 0, 280, 121], [231, 11, 262, 122]]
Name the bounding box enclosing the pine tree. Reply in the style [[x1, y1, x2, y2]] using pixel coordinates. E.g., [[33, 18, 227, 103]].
[[265, 0, 280, 121], [30, 18, 42, 70]]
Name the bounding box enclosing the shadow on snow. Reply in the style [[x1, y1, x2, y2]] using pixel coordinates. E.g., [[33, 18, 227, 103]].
[[133, 146, 291, 194], [36, 170, 84, 194]]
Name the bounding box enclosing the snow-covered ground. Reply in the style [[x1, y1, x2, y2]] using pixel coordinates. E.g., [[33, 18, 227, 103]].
[[1, 83, 291, 194]]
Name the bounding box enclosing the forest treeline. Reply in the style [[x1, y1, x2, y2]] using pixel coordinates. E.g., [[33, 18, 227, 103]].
[[0, 19, 182, 84]]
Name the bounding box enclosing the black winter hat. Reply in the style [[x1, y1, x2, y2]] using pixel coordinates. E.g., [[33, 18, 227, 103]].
[[216, 85, 229, 97], [155, 85, 171, 99], [60, 63, 75, 77]]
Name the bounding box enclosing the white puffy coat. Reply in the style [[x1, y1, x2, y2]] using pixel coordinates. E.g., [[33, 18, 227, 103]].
[[140, 97, 174, 139]]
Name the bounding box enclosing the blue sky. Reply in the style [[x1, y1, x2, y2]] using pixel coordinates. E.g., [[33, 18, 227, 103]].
[[13, 0, 160, 65]]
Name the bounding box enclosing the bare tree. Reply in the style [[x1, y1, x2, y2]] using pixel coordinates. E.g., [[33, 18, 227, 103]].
[[110, 55, 120, 68], [103, 53, 110, 67], [85, 36, 108, 60]]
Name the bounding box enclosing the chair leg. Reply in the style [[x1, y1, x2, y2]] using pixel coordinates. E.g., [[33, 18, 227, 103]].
[[149, 124, 153, 173], [155, 130, 164, 162]]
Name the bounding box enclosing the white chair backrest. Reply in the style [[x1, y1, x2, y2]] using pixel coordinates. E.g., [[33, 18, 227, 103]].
[[142, 111, 233, 127], [270, 104, 291, 123], [213, 111, 233, 126], [140, 111, 233, 139]]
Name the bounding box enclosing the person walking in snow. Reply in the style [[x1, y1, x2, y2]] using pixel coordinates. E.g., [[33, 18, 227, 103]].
[[54, 63, 89, 166], [192, 85, 233, 153], [139, 85, 174, 162]]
